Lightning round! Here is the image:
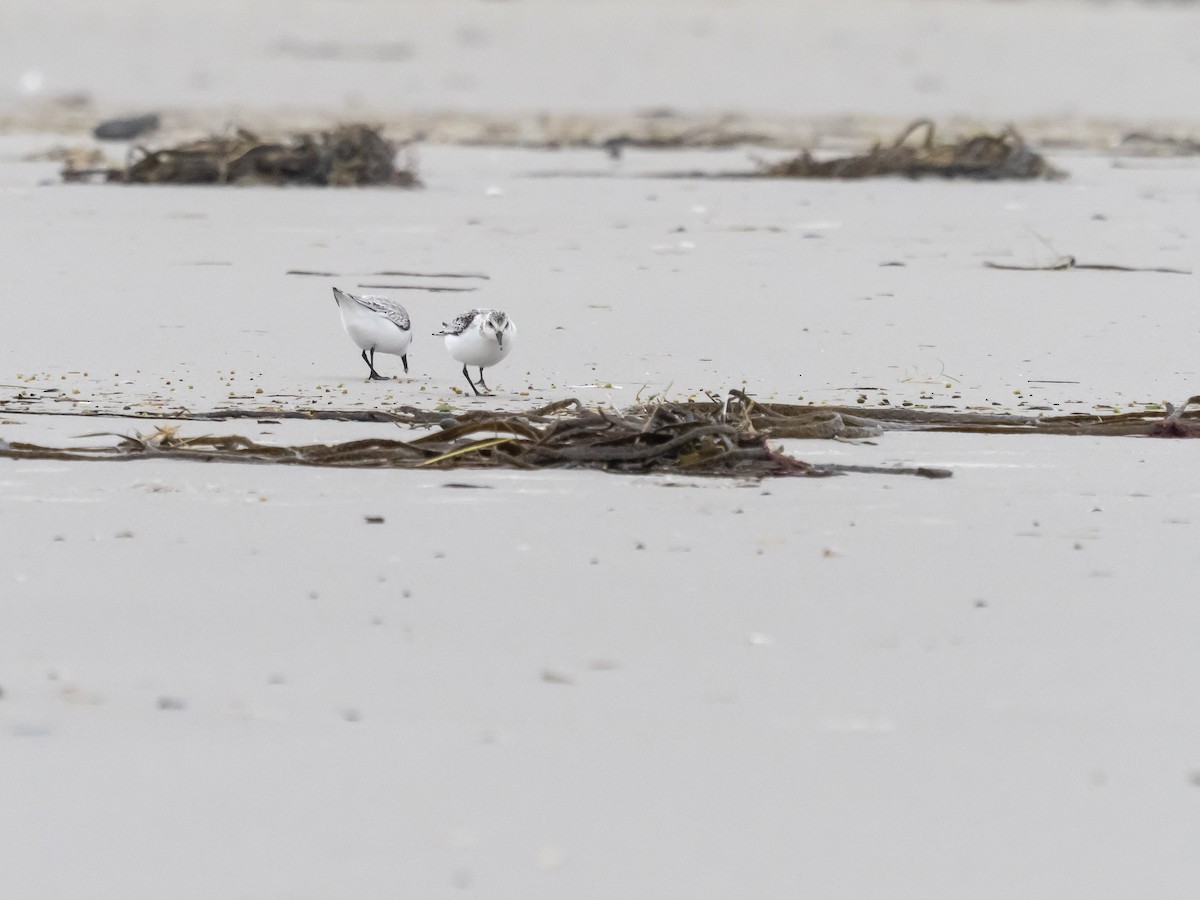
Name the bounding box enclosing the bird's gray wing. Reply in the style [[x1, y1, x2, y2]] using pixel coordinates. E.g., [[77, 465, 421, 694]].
[[354, 294, 411, 330], [434, 309, 481, 336]]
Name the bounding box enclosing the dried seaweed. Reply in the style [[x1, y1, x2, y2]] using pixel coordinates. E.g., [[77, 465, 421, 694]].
[[0, 397, 952, 479], [3, 392, 1198, 439], [984, 257, 1190, 275], [354, 284, 478, 293], [597, 123, 770, 158], [62, 124, 419, 187], [759, 120, 1063, 181], [5, 392, 1198, 484], [704, 392, 1200, 438], [1118, 132, 1200, 157], [286, 270, 489, 279]]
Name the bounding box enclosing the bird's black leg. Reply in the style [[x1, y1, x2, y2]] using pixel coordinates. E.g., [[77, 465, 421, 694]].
[[462, 364, 481, 396], [364, 348, 386, 381], [401, 353, 409, 375], [475, 367, 490, 393]]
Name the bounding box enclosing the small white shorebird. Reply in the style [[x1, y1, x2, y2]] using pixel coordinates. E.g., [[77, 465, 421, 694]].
[[434, 308, 516, 395], [332, 286, 412, 381]]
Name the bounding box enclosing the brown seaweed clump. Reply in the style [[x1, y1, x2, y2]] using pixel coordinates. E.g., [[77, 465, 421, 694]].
[[63, 124, 420, 187], [0, 397, 952, 480], [760, 119, 1063, 181]]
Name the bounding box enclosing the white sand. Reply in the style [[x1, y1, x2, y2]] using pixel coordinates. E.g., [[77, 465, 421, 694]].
[[4, 436, 1200, 898], [3, 2, 1200, 898], [0, 145, 1196, 415]]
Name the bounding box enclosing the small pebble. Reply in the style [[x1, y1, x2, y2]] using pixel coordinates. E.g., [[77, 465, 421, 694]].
[[93, 113, 160, 140]]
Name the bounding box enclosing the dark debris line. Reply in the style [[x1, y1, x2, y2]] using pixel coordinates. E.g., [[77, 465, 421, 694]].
[[62, 124, 419, 187], [2, 393, 1197, 478], [0, 396, 948, 480], [709, 391, 1200, 437], [5, 391, 1193, 437], [758, 120, 1063, 181]]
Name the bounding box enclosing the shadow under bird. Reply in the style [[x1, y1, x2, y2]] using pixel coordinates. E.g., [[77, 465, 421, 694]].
[[434, 308, 516, 395], [332, 286, 412, 381]]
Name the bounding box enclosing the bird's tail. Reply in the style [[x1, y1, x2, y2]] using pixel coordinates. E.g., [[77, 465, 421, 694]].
[[332, 286, 351, 306]]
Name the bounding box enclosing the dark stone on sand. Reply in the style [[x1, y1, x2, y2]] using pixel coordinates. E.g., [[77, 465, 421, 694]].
[[94, 113, 161, 141]]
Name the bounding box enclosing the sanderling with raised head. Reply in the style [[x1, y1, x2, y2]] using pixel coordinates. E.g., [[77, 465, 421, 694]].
[[332, 286, 412, 381], [434, 308, 516, 395]]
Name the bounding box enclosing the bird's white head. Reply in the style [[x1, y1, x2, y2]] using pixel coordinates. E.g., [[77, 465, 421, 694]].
[[483, 310, 515, 350]]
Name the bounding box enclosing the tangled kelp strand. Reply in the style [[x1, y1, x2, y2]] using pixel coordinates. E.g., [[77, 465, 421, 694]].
[[709, 392, 1200, 438], [1, 393, 1196, 439], [1118, 132, 1200, 157], [759, 119, 1063, 181], [63, 124, 419, 187], [984, 257, 1190, 275], [0, 398, 951, 479]]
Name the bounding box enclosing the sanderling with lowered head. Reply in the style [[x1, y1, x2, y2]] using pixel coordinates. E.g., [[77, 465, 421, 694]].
[[332, 286, 412, 381], [434, 308, 516, 395]]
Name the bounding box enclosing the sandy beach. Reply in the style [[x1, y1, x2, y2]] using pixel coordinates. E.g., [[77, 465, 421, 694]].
[[3, 1, 1200, 898]]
